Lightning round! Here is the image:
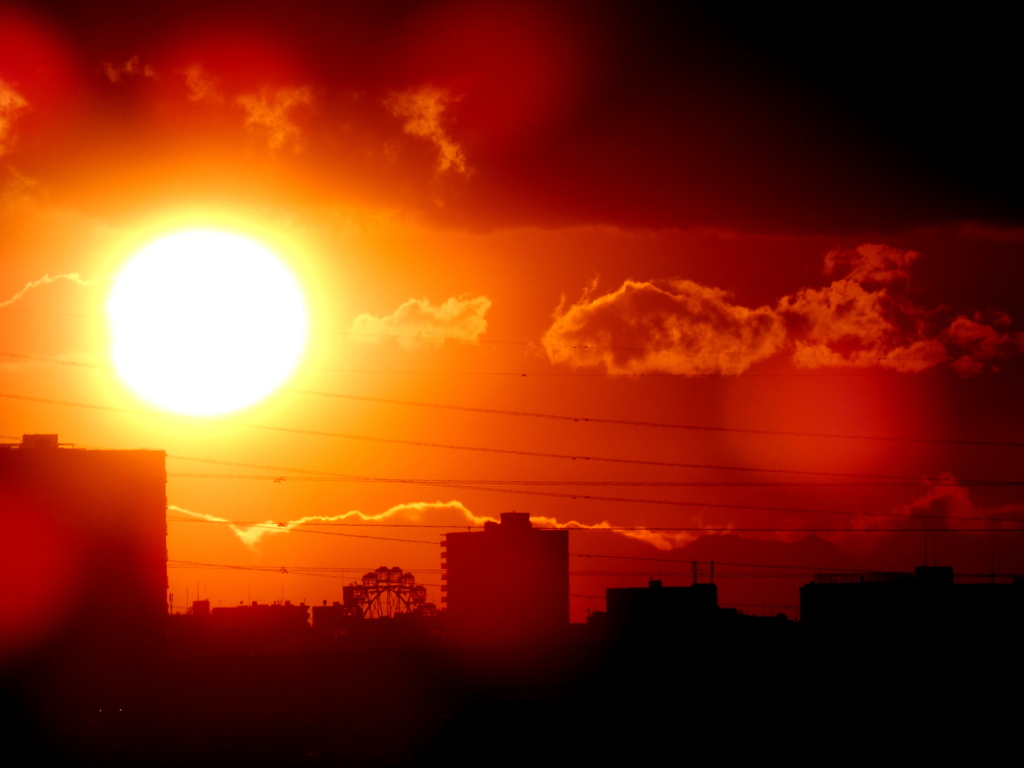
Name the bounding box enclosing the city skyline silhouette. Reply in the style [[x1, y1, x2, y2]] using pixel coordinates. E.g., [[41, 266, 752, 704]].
[[3, 2, 1024, 765]]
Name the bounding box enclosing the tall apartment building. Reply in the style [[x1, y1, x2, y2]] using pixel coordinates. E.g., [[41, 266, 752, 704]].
[[0, 434, 167, 696], [442, 512, 568, 643]]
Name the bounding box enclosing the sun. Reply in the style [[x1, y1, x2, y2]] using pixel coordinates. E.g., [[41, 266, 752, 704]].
[[106, 229, 309, 416]]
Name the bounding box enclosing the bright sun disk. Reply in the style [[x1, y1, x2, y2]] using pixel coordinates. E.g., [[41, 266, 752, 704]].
[[107, 229, 308, 416]]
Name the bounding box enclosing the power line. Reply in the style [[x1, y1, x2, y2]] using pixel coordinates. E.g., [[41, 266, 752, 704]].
[[572, 554, 880, 571], [167, 472, 1024, 489], [165, 470, 1024, 523], [319, 366, 1024, 378], [4, 347, 1015, 380], [0, 308, 94, 318], [11, 391, 1024, 524], [168, 561, 349, 579], [334, 330, 529, 346], [166, 517, 1024, 534], [0, 351, 105, 368], [166, 516, 468, 530], [294, 388, 1024, 448], [11, 391, 992, 477], [569, 571, 839, 579], [167, 447, 952, 483], [6, 374, 1021, 456], [161, 448, 1024, 489], [167, 560, 1024, 582], [166, 518, 440, 545]]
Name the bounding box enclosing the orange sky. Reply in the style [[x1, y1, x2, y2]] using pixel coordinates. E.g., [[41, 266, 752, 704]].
[[3, 2, 1024, 621]]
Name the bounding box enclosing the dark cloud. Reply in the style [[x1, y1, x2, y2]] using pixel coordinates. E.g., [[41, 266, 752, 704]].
[[4, 1, 1020, 232], [942, 314, 1024, 375]]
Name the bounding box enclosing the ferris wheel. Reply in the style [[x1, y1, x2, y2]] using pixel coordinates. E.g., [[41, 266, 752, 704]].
[[346, 566, 427, 619]]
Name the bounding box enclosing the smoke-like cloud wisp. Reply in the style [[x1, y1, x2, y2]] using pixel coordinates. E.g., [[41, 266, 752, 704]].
[[101, 56, 156, 83], [183, 65, 224, 105], [0, 273, 98, 309], [170, 501, 487, 548], [169, 502, 691, 550], [385, 86, 469, 174], [236, 86, 315, 152], [0, 78, 28, 159]]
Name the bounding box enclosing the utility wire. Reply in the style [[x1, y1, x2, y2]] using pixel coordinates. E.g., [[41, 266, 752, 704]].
[[573, 554, 879, 571], [15, 391, 1008, 476], [165, 517, 1023, 534], [162, 450, 1022, 499], [167, 472, 1024, 492], [166, 559, 1023, 583], [167, 448, 950, 483], [4, 377, 1022, 454], [165, 470, 1024, 523], [167, 472, 1023, 488], [166, 519, 440, 546], [0, 351, 104, 368], [318, 366, 1024, 379], [294, 388, 1024, 448]]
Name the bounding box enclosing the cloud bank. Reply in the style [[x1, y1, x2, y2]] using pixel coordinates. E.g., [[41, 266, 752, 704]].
[[350, 295, 491, 350], [545, 245, 1022, 375]]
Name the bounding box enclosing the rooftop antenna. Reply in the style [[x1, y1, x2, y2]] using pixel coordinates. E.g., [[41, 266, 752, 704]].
[[991, 533, 996, 584], [923, 514, 929, 567]]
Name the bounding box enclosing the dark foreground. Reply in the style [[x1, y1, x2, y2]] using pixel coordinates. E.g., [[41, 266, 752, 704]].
[[3, 622, 1020, 767]]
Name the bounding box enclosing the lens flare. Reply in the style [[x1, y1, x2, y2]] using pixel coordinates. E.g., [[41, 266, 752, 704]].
[[107, 230, 308, 415]]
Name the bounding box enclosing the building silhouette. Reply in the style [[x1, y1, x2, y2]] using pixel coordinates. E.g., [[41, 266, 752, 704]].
[[169, 600, 312, 655], [442, 512, 568, 643], [800, 565, 1024, 635], [0, 434, 166, 703], [211, 600, 310, 654], [311, 600, 362, 646], [605, 578, 721, 638]]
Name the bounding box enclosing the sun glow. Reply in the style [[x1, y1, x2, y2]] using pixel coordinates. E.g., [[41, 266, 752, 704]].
[[107, 230, 308, 416]]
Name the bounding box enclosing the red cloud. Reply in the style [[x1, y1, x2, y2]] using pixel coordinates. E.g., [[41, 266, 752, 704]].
[[941, 314, 1022, 373], [543, 279, 783, 375], [544, 245, 1018, 375], [823, 243, 919, 284], [779, 278, 948, 372]]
